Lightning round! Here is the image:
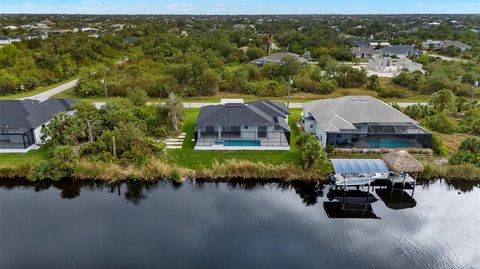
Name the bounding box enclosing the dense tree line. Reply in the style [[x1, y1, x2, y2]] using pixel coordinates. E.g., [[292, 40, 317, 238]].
[[0, 33, 128, 95]]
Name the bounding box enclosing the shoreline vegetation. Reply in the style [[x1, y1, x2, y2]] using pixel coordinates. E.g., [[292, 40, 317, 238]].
[[0, 158, 479, 182]]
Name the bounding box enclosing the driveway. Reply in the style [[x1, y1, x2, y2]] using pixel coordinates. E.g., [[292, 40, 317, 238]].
[[19, 79, 79, 101]]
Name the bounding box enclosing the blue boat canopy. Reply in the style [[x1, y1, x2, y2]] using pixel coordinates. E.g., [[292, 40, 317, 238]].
[[330, 159, 389, 174]]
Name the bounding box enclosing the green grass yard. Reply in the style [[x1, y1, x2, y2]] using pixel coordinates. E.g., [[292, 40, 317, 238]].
[[0, 146, 50, 166], [166, 108, 303, 169]]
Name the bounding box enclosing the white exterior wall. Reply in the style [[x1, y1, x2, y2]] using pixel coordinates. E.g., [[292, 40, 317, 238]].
[[33, 125, 44, 145], [301, 112, 317, 134], [315, 124, 327, 146], [241, 125, 258, 140], [303, 119, 316, 134]]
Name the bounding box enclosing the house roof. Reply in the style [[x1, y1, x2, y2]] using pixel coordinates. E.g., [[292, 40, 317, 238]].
[[350, 47, 379, 55], [442, 40, 471, 50], [250, 52, 308, 65], [302, 96, 422, 133], [378, 45, 418, 55], [0, 98, 76, 129], [195, 100, 289, 131]]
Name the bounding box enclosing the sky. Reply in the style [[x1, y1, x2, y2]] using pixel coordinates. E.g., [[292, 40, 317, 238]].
[[1, 0, 480, 14]]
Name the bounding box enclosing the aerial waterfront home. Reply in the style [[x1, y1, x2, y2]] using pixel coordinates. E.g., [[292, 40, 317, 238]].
[[0, 98, 76, 153], [194, 99, 290, 150], [302, 96, 432, 149]]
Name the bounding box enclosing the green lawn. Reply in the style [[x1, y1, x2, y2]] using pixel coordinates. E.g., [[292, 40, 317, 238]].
[[0, 146, 50, 166], [167, 108, 303, 169]]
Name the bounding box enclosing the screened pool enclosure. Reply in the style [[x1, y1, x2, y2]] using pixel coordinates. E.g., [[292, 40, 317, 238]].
[[326, 122, 432, 149], [0, 127, 36, 149]]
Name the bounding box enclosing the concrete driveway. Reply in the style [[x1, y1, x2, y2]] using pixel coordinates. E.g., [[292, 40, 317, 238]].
[[19, 79, 79, 101]]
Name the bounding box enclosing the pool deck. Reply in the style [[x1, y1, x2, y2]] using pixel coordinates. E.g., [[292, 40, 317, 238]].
[[194, 133, 290, 150]]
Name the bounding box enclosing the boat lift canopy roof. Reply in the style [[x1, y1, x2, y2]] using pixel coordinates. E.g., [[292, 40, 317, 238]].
[[331, 159, 389, 174]]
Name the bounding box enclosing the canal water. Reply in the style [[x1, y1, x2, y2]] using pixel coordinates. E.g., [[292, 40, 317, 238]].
[[1, 179, 479, 269]]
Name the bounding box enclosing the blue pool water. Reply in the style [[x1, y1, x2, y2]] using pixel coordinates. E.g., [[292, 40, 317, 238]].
[[224, 140, 261, 146], [367, 139, 415, 148]]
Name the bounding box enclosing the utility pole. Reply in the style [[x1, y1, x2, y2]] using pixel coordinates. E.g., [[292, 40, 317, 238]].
[[102, 70, 108, 100], [287, 76, 292, 109]]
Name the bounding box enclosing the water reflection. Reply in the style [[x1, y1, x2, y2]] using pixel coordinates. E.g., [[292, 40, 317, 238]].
[[376, 188, 417, 210], [324, 189, 380, 219], [1, 178, 480, 269], [0, 178, 477, 208]]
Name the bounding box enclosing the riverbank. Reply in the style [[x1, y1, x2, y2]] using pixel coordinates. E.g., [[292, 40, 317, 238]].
[[0, 156, 479, 183]]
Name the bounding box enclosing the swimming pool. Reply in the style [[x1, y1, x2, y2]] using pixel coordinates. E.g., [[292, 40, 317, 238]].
[[224, 140, 261, 146], [367, 139, 415, 148]]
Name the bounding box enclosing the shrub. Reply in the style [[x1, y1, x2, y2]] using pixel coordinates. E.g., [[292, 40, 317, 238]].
[[315, 78, 337, 94], [422, 113, 458, 134], [431, 133, 448, 156]]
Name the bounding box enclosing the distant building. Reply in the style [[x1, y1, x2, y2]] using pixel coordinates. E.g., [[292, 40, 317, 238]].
[[422, 39, 471, 52], [351, 47, 380, 58], [81, 27, 101, 33], [440, 40, 472, 51], [421, 40, 443, 50], [124, 36, 139, 45], [367, 56, 423, 74], [250, 52, 308, 66], [0, 36, 11, 45], [233, 24, 247, 31], [378, 45, 420, 58], [3, 25, 18, 30]]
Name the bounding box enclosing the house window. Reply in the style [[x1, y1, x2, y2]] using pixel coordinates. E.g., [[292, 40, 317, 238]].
[[310, 124, 313, 128], [258, 126, 267, 138], [244, 126, 248, 129], [274, 125, 282, 131], [336, 134, 341, 138]]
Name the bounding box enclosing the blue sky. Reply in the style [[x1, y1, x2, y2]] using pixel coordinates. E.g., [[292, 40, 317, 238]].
[[2, 0, 480, 14]]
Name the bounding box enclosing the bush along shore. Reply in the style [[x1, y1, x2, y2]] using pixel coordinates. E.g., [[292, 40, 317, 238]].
[[0, 157, 479, 183], [0, 159, 328, 182]]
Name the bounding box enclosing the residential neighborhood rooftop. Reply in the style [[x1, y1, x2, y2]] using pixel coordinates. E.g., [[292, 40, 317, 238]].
[[195, 99, 289, 131], [302, 96, 425, 133], [0, 98, 76, 129], [250, 52, 308, 65]]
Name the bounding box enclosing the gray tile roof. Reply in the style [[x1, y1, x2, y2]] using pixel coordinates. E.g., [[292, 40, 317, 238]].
[[378, 45, 419, 56], [0, 98, 76, 129], [302, 96, 421, 132], [195, 100, 289, 131], [250, 52, 308, 65], [442, 40, 471, 50]]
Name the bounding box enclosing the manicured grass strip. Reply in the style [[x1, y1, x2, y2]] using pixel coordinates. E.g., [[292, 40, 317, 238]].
[[0, 146, 50, 166]]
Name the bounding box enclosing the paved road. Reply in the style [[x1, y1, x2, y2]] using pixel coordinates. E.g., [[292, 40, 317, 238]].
[[94, 101, 427, 109], [428, 54, 467, 62], [19, 79, 79, 101]]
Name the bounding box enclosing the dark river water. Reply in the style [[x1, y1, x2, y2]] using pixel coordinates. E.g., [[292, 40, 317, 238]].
[[1, 178, 479, 269]]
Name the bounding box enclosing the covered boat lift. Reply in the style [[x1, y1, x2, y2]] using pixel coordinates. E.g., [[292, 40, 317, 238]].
[[329, 159, 390, 188]]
